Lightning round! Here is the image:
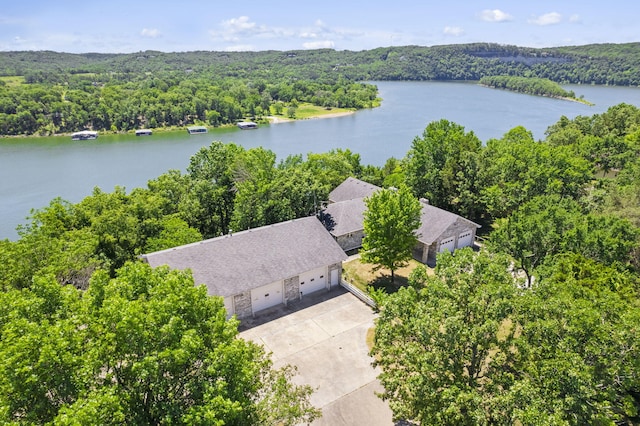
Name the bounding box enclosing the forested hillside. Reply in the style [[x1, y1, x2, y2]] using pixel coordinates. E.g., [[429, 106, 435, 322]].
[[1, 42, 639, 136], [2, 43, 639, 84]]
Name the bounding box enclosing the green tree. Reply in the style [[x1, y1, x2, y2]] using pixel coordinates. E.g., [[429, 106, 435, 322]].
[[404, 119, 482, 220], [489, 195, 639, 286], [0, 262, 320, 425], [372, 248, 519, 424], [373, 249, 640, 425], [361, 186, 421, 283], [509, 254, 640, 424], [480, 126, 591, 219]]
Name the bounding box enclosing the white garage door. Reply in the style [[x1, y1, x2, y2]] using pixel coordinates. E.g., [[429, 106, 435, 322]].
[[439, 237, 456, 253], [457, 231, 474, 249], [299, 266, 327, 295], [251, 280, 283, 313]]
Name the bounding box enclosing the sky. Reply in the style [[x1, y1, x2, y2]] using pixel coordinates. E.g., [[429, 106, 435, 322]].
[[1, 1, 637, 53]]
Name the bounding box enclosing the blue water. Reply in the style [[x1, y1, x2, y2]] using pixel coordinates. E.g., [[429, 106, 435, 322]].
[[2, 81, 640, 239]]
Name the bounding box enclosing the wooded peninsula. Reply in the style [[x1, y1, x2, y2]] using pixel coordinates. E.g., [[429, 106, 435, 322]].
[[1, 42, 639, 136]]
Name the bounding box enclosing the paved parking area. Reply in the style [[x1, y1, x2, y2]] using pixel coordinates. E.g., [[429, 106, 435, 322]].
[[239, 287, 395, 425]]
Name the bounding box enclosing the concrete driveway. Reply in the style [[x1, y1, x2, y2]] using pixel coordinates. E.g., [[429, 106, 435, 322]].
[[239, 287, 395, 425]]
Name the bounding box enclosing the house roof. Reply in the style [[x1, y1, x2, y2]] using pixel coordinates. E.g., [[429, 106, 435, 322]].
[[321, 179, 481, 243], [328, 177, 380, 203], [142, 216, 347, 298], [319, 197, 367, 237], [416, 201, 481, 244]]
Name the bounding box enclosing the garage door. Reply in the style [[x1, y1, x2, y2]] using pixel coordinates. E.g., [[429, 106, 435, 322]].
[[251, 280, 283, 313], [438, 237, 456, 253], [457, 231, 474, 249], [299, 266, 327, 295]]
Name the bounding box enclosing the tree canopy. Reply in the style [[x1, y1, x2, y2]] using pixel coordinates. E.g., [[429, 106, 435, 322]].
[[361, 186, 422, 283], [0, 262, 319, 425], [372, 249, 640, 425]]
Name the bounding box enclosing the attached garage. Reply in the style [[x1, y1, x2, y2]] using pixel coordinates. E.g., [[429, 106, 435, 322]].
[[142, 216, 347, 319], [457, 231, 474, 249], [439, 237, 456, 253], [251, 280, 284, 313], [299, 266, 328, 295]]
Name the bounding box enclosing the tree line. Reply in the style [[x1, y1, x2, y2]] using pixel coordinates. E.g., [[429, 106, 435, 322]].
[[2, 103, 640, 423], [2, 42, 639, 84], [0, 74, 378, 135], [479, 75, 579, 100]]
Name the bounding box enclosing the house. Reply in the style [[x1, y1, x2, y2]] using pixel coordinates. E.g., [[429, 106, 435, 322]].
[[320, 177, 480, 263], [142, 216, 347, 318]]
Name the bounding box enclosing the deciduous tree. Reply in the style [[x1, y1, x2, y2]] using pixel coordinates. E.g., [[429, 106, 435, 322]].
[[372, 249, 519, 424], [0, 262, 320, 425], [361, 186, 421, 283]]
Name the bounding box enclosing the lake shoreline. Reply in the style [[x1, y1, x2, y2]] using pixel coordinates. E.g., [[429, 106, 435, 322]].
[[0, 111, 358, 140]]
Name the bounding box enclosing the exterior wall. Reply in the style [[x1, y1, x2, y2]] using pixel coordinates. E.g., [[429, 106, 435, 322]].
[[414, 220, 478, 265], [412, 243, 431, 264], [328, 262, 342, 287], [335, 231, 365, 252], [284, 275, 301, 304], [233, 291, 253, 319]]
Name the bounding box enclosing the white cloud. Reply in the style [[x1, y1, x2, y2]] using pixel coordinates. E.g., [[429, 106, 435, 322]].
[[443, 26, 464, 36], [207, 16, 395, 51], [302, 40, 335, 49], [528, 12, 562, 26], [569, 14, 581, 23], [479, 9, 513, 23], [220, 16, 263, 37], [140, 28, 161, 38], [300, 31, 319, 39]]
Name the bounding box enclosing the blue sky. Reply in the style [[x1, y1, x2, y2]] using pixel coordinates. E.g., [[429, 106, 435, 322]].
[[1, 1, 637, 53]]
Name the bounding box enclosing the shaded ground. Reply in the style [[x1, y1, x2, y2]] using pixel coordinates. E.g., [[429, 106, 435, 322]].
[[342, 255, 431, 293]]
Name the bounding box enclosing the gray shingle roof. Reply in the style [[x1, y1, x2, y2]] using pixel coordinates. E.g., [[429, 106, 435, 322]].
[[142, 216, 347, 298], [416, 202, 481, 244], [319, 198, 367, 237], [328, 177, 380, 203], [322, 179, 481, 243]]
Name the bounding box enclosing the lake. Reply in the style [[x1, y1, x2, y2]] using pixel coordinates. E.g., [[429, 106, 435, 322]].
[[2, 81, 640, 240]]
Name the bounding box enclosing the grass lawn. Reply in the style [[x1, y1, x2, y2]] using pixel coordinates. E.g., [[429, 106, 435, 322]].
[[269, 103, 355, 120], [342, 256, 431, 293], [293, 103, 354, 119]]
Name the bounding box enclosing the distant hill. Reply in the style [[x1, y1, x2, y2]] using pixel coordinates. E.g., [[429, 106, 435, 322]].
[[1, 42, 639, 85]]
